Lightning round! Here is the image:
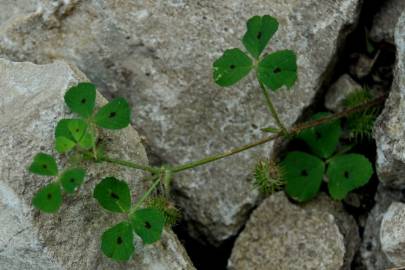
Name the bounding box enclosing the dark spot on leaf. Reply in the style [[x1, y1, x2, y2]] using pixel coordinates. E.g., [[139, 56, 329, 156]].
[[344, 171, 350, 179], [42, 164, 48, 169], [47, 193, 52, 200], [117, 236, 123, 245], [109, 112, 117, 118], [110, 192, 119, 200], [81, 98, 86, 104], [70, 178, 75, 183], [230, 64, 236, 70], [300, 170, 309, 177], [144, 221, 152, 229], [273, 67, 282, 73], [315, 131, 322, 140], [75, 128, 80, 133], [257, 31, 262, 39]]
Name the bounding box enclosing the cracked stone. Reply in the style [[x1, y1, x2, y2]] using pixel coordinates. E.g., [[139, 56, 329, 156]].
[[0, 0, 362, 245], [0, 58, 194, 270]]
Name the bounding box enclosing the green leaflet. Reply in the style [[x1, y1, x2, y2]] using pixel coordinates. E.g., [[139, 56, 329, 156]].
[[242, 15, 279, 59], [283, 151, 324, 202], [327, 154, 373, 200], [32, 182, 62, 213], [101, 222, 134, 261], [257, 50, 297, 91], [213, 48, 253, 87], [297, 112, 341, 159], [55, 136, 76, 154], [67, 119, 95, 149], [93, 177, 131, 213], [60, 168, 86, 193], [64, 82, 96, 118], [67, 119, 88, 142], [55, 119, 75, 141], [130, 208, 165, 244], [29, 153, 58, 176], [94, 98, 131, 130]]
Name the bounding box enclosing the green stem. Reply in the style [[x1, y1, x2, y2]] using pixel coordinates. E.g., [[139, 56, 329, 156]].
[[130, 177, 160, 214], [259, 81, 288, 135], [101, 156, 159, 174], [172, 133, 280, 173], [100, 94, 386, 175]]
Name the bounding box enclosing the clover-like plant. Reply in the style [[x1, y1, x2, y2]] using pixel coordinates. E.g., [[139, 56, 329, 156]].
[[27, 15, 384, 263], [29, 83, 167, 261], [281, 112, 374, 202], [213, 15, 297, 134]]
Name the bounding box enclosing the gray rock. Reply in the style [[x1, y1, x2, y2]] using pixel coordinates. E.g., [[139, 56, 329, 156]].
[[374, 11, 405, 188], [359, 185, 402, 270], [349, 53, 378, 80], [370, 0, 405, 43], [0, 59, 194, 270], [0, 0, 36, 26], [380, 202, 405, 266], [228, 192, 359, 270], [325, 74, 361, 112], [0, 0, 362, 244]]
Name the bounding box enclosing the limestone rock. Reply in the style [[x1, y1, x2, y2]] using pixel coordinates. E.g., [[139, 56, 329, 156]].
[[370, 0, 405, 43], [360, 184, 403, 270], [0, 0, 362, 244], [325, 74, 361, 112], [228, 192, 359, 270], [0, 0, 36, 26], [0, 59, 194, 270], [374, 11, 405, 188], [380, 202, 405, 266]]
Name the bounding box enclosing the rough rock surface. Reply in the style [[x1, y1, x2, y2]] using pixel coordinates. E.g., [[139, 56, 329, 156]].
[[0, 59, 194, 270], [0, 0, 36, 26], [360, 185, 403, 270], [380, 202, 405, 266], [0, 0, 362, 244], [228, 192, 359, 270], [325, 74, 361, 112], [374, 11, 405, 188], [370, 0, 405, 43]]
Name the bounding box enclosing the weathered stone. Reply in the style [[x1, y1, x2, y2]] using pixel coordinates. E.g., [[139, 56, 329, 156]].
[[380, 202, 405, 266], [370, 0, 405, 43], [0, 0, 362, 244], [360, 184, 402, 270], [0, 0, 36, 26], [325, 74, 361, 112], [228, 192, 359, 270], [349, 53, 378, 80], [374, 11, 405, 188], [0, 59, 194, 270]]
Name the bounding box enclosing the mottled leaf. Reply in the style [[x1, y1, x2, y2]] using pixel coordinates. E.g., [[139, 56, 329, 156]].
[[213, 48, 253, 87], [283, 151, 324, 202], [93, 177, 131, 213], [257, 50, 297, 91]]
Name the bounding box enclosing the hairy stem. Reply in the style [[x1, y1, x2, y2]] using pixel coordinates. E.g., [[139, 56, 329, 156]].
[[130, 177, 161, 214], [259, 81, 288, 135], [172, 133, 280, 173], [102, 94, 386, 174], [101, 156, 159, 174], [172, 94, 386, 172]]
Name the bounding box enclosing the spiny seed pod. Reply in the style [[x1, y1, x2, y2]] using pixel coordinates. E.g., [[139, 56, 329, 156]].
[[146, 196, 182, 227], [343, 89, 379, 141], [253, 159, 284, 196]]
